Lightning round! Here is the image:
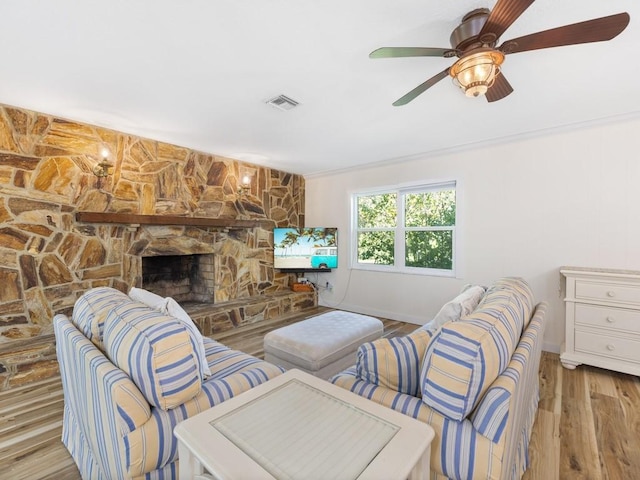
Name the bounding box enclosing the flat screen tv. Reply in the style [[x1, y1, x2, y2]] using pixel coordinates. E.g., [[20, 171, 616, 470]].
[[274, 227, 338, 272]]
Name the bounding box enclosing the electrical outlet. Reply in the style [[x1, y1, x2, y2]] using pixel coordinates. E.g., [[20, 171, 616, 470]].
[[325, 281, 333, 292]]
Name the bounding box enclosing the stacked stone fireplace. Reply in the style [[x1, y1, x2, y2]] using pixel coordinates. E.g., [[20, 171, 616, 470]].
[[133, 228, 317, 339], [142, 253, 214, 303], [0, 102, 312, 391]]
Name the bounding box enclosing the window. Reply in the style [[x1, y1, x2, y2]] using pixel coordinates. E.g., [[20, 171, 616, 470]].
[[352, 181, 457, 276]]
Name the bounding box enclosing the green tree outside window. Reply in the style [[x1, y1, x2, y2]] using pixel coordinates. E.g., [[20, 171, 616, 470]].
[[354, 183, 456, 273]]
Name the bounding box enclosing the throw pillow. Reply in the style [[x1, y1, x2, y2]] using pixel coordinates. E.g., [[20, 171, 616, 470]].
[[429, 285, 486, 330], [128, 287, 168, 310], [356, 329, 433, 397], [103, 302, 202, 410], [128, 288, 211, 379], [164, 298, 212, 378]]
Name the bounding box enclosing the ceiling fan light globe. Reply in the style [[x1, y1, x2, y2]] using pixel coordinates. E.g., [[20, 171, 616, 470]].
[[450, 49, 504, 98]]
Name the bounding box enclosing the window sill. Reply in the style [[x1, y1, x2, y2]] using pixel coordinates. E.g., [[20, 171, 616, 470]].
[[350, 264, 456, 277]]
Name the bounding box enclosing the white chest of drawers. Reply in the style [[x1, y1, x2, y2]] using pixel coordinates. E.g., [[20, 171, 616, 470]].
[[560, 267, 640, 376]]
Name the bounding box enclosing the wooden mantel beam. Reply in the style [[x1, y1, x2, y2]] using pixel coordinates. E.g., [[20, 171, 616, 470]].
[[75, 212, 267, 229]]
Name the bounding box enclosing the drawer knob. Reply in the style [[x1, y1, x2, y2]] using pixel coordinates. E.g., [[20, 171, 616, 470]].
[[606, 316, 615, 323], [606, 344, 616, 351], [607, 291, 616, 297]]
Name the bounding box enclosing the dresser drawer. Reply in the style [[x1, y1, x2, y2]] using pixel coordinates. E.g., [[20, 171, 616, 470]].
[[575, 280, 640, 305], [575, 330, 640, 364], [575, 304, 640, 333]]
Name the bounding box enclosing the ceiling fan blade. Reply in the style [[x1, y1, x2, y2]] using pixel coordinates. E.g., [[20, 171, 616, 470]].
[[500, 12, 630, 54], [392, 68, 450, 106], [485, 74, 514, 102], [478, 0, 536, 43], [370, 47, 454, 59]]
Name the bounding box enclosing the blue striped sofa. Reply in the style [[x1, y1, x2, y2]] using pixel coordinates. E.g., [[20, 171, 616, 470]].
[[332, 278, 547, 480], [54, 287, 284, 480]]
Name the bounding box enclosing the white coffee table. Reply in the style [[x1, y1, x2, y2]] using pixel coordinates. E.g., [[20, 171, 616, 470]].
[[174, 369, 434, 480]]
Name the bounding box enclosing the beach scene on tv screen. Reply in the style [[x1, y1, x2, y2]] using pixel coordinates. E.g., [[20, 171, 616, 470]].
[[274, 227, 338, 270]]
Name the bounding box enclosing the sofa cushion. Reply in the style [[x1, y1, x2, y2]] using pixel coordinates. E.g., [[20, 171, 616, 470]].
[[356, 329, 433, 397], [129, 288, 211, 379], [427, 285, 486, 331], [72, 287, 133, 350], [103, 302, 203, 410], [420, 277, 534, 421]]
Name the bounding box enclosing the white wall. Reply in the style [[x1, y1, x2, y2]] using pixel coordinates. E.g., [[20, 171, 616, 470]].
[[305, 116, 640, 353]]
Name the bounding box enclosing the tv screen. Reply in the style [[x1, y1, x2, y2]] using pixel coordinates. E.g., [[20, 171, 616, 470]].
[[274, 227, 338, 272]]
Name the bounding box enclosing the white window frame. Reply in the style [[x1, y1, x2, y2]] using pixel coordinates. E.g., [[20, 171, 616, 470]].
[[350, 180, 458, 277]]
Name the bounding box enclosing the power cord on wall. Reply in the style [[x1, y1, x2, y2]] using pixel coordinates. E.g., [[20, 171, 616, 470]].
[[310, 268, 354, 309]]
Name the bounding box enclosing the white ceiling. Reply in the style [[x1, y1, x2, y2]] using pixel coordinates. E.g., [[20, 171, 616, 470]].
[[2, 0, 638, 176]]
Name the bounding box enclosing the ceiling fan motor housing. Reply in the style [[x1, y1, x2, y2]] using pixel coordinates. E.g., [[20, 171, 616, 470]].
[[450, 8, 492, 51]]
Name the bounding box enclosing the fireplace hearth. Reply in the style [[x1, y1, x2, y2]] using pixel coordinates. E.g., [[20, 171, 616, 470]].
[[142, 254, 214, 303]]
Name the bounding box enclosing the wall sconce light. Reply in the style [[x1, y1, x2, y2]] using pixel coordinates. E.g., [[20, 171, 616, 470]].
[[93, 147, 113, 178], [237, 175, 251, 196]]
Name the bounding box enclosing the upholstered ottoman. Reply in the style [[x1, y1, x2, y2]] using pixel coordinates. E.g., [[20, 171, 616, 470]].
[[263, 310, 384, 379]]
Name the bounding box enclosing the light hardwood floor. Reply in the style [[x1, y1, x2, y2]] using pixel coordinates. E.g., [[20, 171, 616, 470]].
[[1, 307, 639, 480]]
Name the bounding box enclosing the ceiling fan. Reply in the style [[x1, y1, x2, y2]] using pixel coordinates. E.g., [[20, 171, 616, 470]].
[[370, 0, 630, 105]]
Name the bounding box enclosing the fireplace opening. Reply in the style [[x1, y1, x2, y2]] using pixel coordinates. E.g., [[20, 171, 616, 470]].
[[141, 254, 214, 303]]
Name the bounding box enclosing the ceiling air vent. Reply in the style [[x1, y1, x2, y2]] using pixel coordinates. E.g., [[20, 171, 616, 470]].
[[266, 94, 300, 111]]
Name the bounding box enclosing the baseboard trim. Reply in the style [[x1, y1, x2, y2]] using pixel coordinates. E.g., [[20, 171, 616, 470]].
[[317, 300, 424, 325], [543, 341, 561, 354]]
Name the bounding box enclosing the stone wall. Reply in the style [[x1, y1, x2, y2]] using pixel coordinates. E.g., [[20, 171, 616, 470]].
[[0, 103, 306, 389]]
